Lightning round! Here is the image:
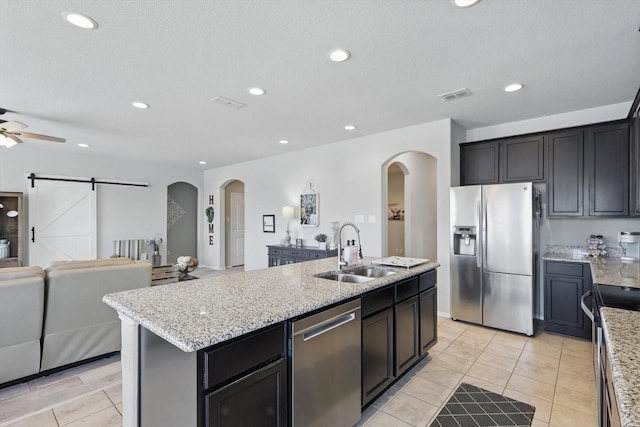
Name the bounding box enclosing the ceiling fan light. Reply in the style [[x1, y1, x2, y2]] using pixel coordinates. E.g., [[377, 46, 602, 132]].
[[0, 134, 18, 148], [62, 12, 98, 29]]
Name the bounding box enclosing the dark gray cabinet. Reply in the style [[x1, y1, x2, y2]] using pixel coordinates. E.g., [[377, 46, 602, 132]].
[[546, 123, 629, 218], [267, 245, 337, 267], [544, 261, 592, 339], [361, 270, 437, 408], [500, 136, 544, 182], [200, 324, 287, 427], [460, 136, 544, 185], [587, 124, 629, 216], [631, 106, 640, 216], [546, 130, 584, 217], [460, 141, 499, 185]]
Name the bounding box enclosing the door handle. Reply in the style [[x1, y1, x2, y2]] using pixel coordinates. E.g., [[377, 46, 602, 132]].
[[476, 201, 482, 268], [31, 227, 35, 243], [580, 290, 594, 323], [303, 312, 356, 341]]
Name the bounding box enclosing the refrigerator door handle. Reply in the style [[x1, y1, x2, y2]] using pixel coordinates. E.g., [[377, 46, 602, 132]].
[[476, 200, 482, 268], [482, 200, 488, 269]]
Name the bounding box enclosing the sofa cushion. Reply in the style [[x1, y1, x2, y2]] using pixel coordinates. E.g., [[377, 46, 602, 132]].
[[0, 266, 45, 281], [46, 257, 133, 273]]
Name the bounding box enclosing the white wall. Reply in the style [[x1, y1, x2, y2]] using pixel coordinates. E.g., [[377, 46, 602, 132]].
[[203, 119, 453, 315], [0, 145, 203, 264]]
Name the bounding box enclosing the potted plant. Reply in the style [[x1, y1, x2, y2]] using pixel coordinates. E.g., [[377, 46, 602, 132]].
[[315, 233, 328, 250]]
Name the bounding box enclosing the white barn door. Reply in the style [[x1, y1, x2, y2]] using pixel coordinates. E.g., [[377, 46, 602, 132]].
[[28, 180, 97, 268]]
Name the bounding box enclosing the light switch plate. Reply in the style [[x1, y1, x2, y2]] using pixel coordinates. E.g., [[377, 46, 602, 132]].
[[355, 215, 364, 223], [368, 215, 376, 223]]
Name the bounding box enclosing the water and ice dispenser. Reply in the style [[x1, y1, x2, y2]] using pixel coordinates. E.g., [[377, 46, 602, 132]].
[[452, 226, 477, 256]]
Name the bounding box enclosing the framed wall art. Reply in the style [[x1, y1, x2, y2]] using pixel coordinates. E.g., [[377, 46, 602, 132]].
[[263, 214, 275, 232], [300, 182, 318, 227]]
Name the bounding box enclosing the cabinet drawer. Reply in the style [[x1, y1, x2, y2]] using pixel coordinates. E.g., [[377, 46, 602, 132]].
[[362, 285, 394, 318], [545, 261, 584, 277], [419, 270, 437, 292], [395, 276, 419, 302], [284, 249, 309, 259], [203, 323, 285, 390]]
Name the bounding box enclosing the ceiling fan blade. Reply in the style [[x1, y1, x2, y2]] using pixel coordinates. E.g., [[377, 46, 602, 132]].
[[14, 131, 66, 143], [0, 121, 27, 132]]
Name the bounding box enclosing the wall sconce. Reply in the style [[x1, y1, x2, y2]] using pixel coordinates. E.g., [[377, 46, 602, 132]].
[[282, 205, 295, 247]]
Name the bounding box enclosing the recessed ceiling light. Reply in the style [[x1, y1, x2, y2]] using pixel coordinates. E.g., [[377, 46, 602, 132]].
[[62, 12, 98, 29], [199, 161, 207, 165], [453, 0, 480, 7], [248, 87, 266, 96], [504, 83, 524, 92], [279, 140, 289, 144], [77, 143, 90, 148], [344, 125, 357, 131], [131, 101, 149, 109], [329, 49, 351, 62]]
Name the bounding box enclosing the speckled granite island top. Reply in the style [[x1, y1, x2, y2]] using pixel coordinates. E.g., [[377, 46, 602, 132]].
[[103, 256, 438, 352], [600, 307, 640, 427]]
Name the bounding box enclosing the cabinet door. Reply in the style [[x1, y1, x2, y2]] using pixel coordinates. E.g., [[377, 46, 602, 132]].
[[546, 130, 584, 217], [205, 358, 287, 427], [362, 308, 394, 406], [544, 274, 591, 339], [461, 141, 499, 185], [631, 109, 640, 216], [586, 123, 629, 216], [419, 288, 437, 356], [394, 296, 419, 376], [500, 136, 544, 182]]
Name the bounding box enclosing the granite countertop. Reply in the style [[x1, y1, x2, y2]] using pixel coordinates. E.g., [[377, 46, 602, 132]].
[[600, 307, 640, 427], [103, 256, 438, 352]]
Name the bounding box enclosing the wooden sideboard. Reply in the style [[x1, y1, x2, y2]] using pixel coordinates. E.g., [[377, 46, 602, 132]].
[[267, 245, 338, 267]]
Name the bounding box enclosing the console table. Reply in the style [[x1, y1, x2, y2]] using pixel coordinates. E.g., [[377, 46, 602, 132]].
[[267, 245, 338, 267]]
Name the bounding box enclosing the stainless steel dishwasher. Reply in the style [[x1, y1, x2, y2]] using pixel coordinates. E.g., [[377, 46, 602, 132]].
[[290, 298, 361, 427]]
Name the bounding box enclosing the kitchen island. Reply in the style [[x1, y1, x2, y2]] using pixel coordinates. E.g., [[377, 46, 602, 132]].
[[542, 252, 640, 426], [103, 256, 438, 427]]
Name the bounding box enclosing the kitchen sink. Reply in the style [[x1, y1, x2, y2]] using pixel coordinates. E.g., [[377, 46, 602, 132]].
[[315, 273, 374, 283], [343, 267, 397, 278], [315, 266, 397, 283]]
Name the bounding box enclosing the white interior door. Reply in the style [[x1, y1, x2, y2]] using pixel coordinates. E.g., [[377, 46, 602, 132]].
[[28, 180, 97, 268], [230, 192, 244, 267]]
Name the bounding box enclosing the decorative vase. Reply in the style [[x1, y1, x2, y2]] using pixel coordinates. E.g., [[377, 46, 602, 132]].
[[152, 251, 162, 267]]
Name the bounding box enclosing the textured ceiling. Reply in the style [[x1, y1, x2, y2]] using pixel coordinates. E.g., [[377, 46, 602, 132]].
[[1, 0, 639, 168]]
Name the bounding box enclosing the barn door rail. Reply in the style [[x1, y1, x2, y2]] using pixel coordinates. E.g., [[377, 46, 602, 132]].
[[28, 173, 150, 191]]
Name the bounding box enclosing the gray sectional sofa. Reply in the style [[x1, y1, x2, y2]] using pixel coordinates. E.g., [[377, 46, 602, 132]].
[[0, 258, 151, 386]]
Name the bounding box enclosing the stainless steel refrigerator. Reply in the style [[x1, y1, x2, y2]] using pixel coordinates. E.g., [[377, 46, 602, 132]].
[[450, 182, 538, 336]]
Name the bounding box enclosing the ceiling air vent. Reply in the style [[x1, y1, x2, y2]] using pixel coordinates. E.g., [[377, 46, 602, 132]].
[[210, 96, 246, 110], [438, 88, 472, 101]]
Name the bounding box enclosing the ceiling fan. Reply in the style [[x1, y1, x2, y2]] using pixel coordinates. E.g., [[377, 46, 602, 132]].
[[0, 109, 66, 148]]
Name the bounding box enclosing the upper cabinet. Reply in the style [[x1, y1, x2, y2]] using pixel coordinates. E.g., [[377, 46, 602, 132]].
[[546, 122, 629, 218], [460, 141, 499, 185], [460, 136, 543, 185], [630, 103, 640, 216]]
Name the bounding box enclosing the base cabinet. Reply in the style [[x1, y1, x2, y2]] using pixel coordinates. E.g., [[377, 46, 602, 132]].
[[199, 324, 287, 427], [267, 245, 337, 267], [361, 269, 437, 407], [544, 261, 592, 339], [205, 359, 286, 427]]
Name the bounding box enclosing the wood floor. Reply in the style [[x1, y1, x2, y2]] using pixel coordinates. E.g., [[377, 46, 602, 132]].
[[0, 317, 596, 427]]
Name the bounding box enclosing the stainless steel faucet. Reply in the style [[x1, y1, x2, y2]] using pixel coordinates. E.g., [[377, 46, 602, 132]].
[[337, 222, 363, 270]]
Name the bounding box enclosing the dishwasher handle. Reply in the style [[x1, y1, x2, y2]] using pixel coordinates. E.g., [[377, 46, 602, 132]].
[[303, 312, 356, 342], [580, 290, 595, 323]]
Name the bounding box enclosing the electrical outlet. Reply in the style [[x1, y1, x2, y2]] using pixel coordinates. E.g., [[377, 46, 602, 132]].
[[368, 215, 376, 223], [355, 215, 364, 223]]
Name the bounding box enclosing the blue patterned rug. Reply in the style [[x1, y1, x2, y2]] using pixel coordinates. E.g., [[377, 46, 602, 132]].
[[430, 383, 535, 427]]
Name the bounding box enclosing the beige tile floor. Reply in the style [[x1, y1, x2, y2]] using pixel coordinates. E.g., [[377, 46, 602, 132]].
[[0, 316, 596, 427]]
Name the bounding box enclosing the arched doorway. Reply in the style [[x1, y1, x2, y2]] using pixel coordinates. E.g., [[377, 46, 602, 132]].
[[382, 152, 437, 260], [224, 180, 245, 268], [167, 182, 198, 264]]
